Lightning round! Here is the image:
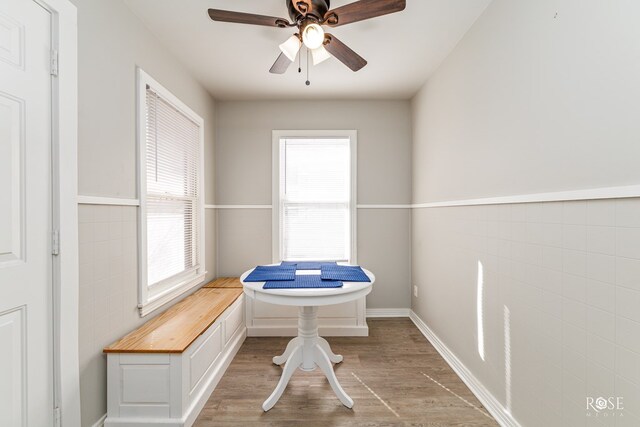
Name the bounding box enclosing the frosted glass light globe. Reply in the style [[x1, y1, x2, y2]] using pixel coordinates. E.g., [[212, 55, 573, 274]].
[[312, 46, 332, 65], [279, 35, 302, 62], [302, 23, 325, 50]]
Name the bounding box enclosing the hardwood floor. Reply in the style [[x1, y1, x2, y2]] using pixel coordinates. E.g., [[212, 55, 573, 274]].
[[194, 318, 499, 427]]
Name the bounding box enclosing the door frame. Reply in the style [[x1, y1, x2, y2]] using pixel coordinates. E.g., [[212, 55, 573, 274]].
[[33, 0, 80, 424]]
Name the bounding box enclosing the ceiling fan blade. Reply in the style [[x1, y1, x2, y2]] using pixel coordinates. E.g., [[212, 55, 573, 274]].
[[324, 0, 406, 27], [208, 9, 291, 28], [270, 52, 293, 74], [323, 34, 367, 72]]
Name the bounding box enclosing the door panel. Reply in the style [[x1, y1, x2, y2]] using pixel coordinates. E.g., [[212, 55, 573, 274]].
[[0, 11, 24, 69], [0, 0, 53, 426], [0, 93, 23, 264], [0, 308, 26, 426]]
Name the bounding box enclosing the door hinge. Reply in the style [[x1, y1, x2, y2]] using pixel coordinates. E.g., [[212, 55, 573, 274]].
[[52, 230, 60, 256], [54, 407, 61, 427], [50, 49, 59, 76]]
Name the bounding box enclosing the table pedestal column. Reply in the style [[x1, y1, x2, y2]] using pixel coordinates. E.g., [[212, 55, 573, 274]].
[[262, 306, 353, 411]]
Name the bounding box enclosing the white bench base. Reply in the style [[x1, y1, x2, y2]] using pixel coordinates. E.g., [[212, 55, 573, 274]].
[[105, 295, 246, 427], [245, 297, 369, 337]]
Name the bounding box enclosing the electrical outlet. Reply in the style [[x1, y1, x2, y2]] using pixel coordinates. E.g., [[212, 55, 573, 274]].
[[413, 285, 418, 298]]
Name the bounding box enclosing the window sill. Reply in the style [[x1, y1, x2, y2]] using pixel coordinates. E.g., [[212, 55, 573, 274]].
[[138, 272, 207, 317]]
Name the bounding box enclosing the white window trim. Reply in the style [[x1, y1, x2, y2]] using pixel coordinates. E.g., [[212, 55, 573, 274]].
[[136, 68, 206, 317], [272, 130, 358, 264]]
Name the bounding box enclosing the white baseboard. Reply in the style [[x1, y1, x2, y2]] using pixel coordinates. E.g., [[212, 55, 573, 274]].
[[247, 325, 369, 337], [92, 413, 107, 427], [409, 311, 521, 427], [366, 308, 411, 318]]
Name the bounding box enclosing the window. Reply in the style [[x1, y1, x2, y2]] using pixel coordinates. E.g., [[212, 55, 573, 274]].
[[137, 69, 205, 316], [273, 131, 357, 263]]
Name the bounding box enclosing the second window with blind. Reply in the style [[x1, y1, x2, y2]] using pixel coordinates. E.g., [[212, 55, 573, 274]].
[[137, 69, 205, 315], [273, 131, 358, 264]]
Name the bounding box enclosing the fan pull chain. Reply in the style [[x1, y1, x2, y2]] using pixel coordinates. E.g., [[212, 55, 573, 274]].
[[306, 48, 311, 86], [298, 49, 302, 73]]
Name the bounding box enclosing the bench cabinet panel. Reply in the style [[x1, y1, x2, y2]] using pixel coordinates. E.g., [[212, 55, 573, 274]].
[[120, 365, 172, 418], [189, 323, 222, 393], [224, 300, 244, 345]]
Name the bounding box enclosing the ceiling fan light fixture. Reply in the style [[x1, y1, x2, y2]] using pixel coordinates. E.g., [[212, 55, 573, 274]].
[[208, 0, 409, 76], [312, 45, 332, 65], [302, 23, 325, 50], [279, 35, 302, 62]]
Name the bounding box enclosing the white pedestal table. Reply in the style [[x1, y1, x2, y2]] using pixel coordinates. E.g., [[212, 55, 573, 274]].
[[240, 267, 375, 411]]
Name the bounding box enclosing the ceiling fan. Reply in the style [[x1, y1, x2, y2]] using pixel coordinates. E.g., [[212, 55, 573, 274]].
[[208, 0, 406, 74]]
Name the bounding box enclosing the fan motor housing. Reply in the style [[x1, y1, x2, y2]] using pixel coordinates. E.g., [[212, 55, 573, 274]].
[[287, 0, 330, 22]]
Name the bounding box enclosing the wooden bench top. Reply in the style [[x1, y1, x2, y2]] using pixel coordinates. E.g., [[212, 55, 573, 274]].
[[104, 287, 243, 354], [204, 277, 243, 289]]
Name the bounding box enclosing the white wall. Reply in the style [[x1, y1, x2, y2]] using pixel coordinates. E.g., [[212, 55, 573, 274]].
[[215, 100, 412, 310], [71, 1, 217, 425], [413, 200, 640, 426], [412, 0, 640, 204], [412, 1, 640, 426], [74, 1, 216, 202]]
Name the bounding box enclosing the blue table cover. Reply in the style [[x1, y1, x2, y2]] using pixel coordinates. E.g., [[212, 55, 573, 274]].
[[244, 265, 296, 282], [263, 274, 343, 289], [280, 261, 338, 270], [320, 265, 370, 282]]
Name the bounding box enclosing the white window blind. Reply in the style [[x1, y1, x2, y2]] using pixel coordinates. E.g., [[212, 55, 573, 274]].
[[281, 138, 351, 262], [144, 86, 200, 289]]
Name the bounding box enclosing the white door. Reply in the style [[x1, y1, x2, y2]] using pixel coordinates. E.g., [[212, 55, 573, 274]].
[[0, 0, 54, 426]]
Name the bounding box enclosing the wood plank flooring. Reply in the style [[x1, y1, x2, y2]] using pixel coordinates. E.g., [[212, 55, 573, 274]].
[[194, 318, 498, 426]]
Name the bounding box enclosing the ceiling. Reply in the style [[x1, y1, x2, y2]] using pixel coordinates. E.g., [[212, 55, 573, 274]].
[[123, 0, 492, 100]]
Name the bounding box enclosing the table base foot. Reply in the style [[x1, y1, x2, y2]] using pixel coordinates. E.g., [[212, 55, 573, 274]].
[[263, 346, 303, 412], [318, 336, 343, 364], [274, 336, 343, 365], [264, 306, 352, 412], [273, 337, 302, 365], [314, 345, 353, 408], [263, 343, 352, 411]]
